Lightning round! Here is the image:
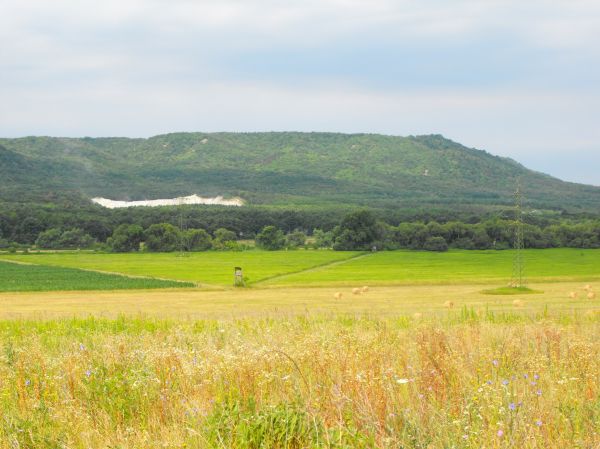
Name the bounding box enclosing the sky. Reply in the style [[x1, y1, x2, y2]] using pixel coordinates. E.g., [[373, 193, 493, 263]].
[[1, 0, 599, 185]]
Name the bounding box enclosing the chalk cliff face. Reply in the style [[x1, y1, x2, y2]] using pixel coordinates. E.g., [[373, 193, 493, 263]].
[[1, 133, 599, 212], [91, 195, 244, 209]]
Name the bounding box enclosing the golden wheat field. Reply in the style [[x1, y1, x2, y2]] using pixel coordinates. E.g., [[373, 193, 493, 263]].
[[0, 280, 599, 448]]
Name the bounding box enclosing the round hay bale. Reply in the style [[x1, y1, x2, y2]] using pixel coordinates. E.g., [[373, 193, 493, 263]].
[[588, 291, 597, 300]]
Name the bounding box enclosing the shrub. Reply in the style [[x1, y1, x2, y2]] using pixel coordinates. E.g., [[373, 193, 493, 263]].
[[184, 229, 212, 251], [144, 223, 181, 252], [107, 224, 144, 252], [423, 236, 448, 252], [285, 230, 306, 249], [256, 225, 285, 250]]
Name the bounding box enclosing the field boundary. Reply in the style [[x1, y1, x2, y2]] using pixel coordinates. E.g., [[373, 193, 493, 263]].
[[252, 252, 373, 286], [0, 258, 198, 288]]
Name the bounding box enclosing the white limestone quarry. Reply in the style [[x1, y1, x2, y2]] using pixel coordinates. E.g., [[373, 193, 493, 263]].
[[91, 194, 244, 209]]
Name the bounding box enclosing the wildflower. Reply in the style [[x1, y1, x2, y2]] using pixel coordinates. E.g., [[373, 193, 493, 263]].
[[462, 434, 468, 440], [486, 380, 493, 385], [534, 374, 539, 380], [85, 370, 92, 378], [25, 379, 31, 387], [502, 379, 509, 386], [536, 390, 542, 396], [492, 359, 499, 367], [523, 374, 528, 379], [530, 381, 537, 386], [79, 343, 85, 351], [396, 378, 410, 384], [535, 420, 542, 427], [497, 429, 504, 437], [509, 402, 516, 411]]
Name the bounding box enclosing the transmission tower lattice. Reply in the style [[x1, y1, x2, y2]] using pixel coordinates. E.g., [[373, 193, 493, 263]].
[[511, 182, 526, 288]]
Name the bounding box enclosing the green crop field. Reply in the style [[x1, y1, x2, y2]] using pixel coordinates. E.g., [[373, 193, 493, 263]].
[[2, 251, 361, 287], [264, 248, 600, 286], [4, 248, 600, 288], [0, 260, 193, 292]]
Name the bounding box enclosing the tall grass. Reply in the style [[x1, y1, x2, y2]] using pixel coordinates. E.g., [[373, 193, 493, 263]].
[[1, 312, 599, 448]]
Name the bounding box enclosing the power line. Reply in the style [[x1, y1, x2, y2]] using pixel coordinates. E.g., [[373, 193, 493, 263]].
[[511, 180, 526, 288]]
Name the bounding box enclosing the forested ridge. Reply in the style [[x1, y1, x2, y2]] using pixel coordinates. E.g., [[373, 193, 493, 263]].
[[1, 132, 599, 210]]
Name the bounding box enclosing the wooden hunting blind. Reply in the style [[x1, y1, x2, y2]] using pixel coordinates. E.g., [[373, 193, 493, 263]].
[[234, 266, 244, 287]]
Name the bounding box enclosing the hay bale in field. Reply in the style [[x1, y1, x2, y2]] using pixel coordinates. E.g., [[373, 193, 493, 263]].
[[512, 299, 524, 307], [583, 284, 592, 291], [361, 286, 369, 293], [569, 291, 579, 299], [443, 300, 454, 308], [334, 292, 343, 300], [352, 288, 361, 295], [588, 291, 597, 300]]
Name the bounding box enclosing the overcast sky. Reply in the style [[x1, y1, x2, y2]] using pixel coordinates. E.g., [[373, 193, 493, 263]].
[[1, 0, 599, 185]]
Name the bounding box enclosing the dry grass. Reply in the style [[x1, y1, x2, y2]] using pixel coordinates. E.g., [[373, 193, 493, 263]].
[[0, 282, 598, 320], [1, 313, 600, 448]]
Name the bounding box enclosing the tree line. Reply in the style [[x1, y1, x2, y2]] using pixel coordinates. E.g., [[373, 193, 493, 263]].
[[2, 208, 600, 252]]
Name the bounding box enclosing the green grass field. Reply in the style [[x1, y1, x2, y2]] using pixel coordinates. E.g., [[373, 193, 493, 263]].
[[4, 248, 600, 288], [0, 260, 193, 292], [2, 250, 361, 287], [263, 248, 600, 285]]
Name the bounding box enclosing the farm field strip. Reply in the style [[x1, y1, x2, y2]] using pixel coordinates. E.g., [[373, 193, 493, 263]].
[[1, 281, 598, 319], [0, 260, 193, 292], [2, 251, 360, 287], [261, 248, 600, 286]]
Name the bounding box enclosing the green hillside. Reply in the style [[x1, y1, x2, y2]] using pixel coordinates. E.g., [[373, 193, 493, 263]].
[[1, 133, 599, 211]]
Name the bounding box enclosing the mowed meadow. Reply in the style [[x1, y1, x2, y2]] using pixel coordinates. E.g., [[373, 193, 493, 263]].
[[1, 249, 600, 448], [4, 248, 600, 287]]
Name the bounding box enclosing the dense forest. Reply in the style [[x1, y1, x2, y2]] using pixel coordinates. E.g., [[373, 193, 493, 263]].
[[1, 203, 599, 251], [1, 132, 600, 211]]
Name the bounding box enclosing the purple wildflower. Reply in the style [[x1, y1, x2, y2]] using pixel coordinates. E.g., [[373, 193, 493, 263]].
[[509, 402, 516, 410], [502, 379, 509, 386], [536, 390, 542, 396], [535, 420, 542, 427], [85, 370, 92, 378], [25, 379, 31, 386], [486, 380, 493, 385], [497, 429, 504, 437], [492, 359, 499, 367], [534, 374, 539, 380]]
